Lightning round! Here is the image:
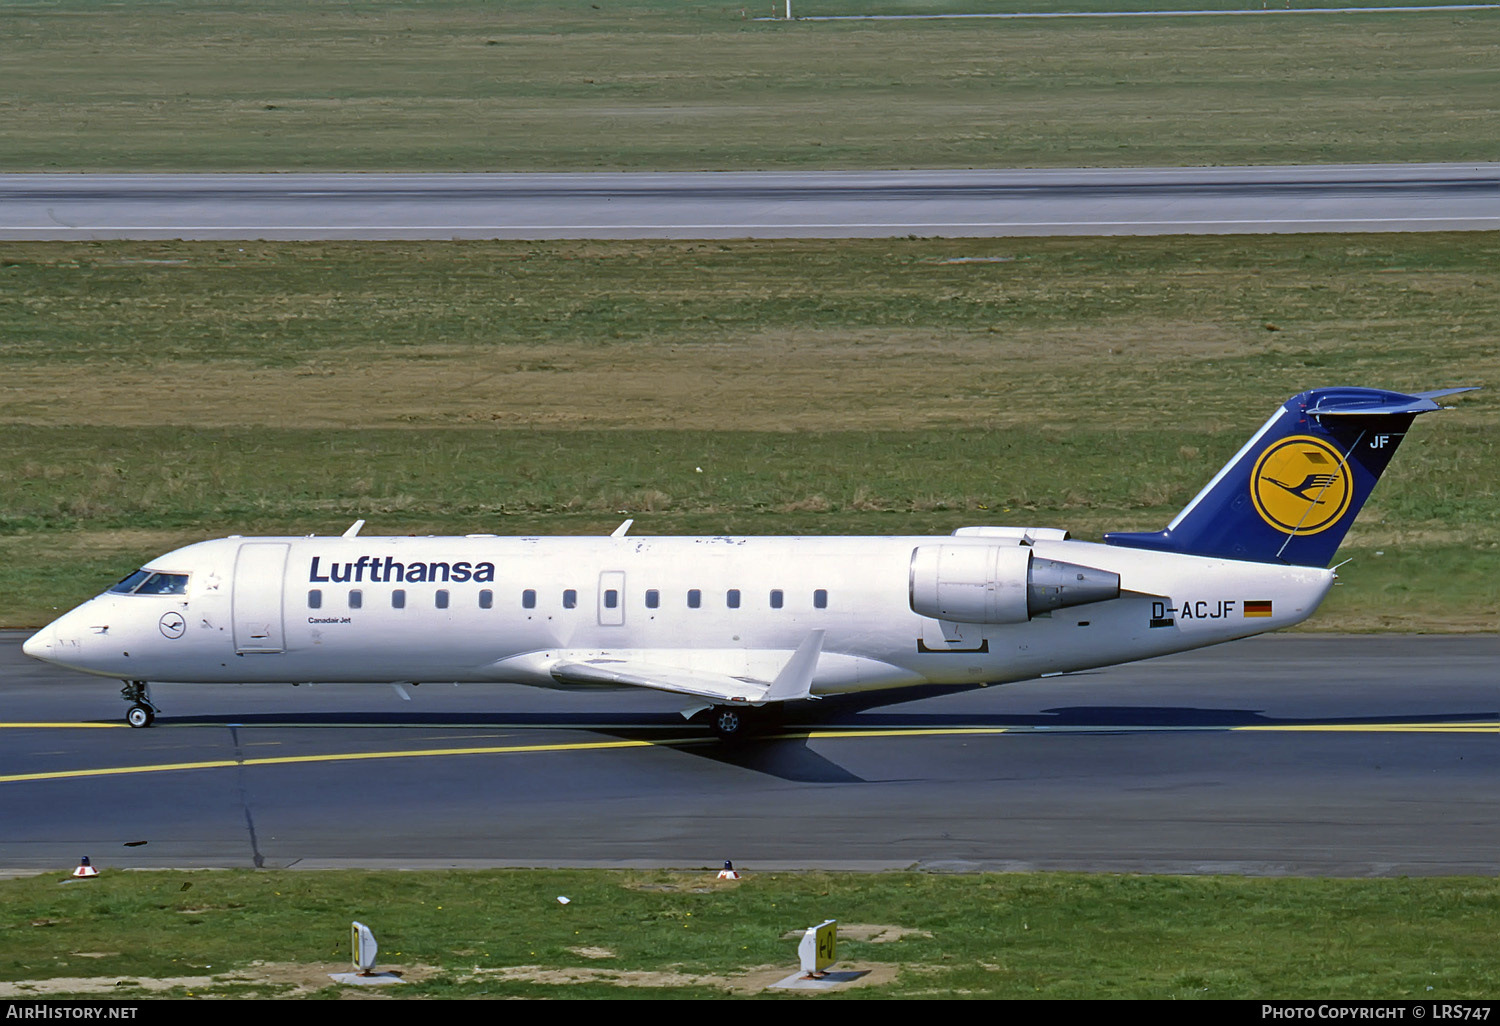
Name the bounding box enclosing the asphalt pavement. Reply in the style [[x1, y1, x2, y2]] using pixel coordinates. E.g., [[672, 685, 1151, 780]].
[[2, 164, 1496, 239], [3, 631, 1495, 876]]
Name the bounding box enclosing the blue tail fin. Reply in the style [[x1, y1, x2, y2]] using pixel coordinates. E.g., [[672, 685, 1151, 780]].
[[1104, 386, 1475, 567]]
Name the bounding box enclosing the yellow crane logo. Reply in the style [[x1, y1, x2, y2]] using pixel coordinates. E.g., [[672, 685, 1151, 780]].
[[1250, 435, 1352, 535]]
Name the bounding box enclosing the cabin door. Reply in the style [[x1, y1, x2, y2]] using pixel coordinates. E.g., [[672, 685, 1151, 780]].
[[233, 542, 289, 654]]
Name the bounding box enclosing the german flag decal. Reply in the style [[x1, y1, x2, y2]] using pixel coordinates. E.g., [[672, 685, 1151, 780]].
[[1243, 600, 1273, 618]]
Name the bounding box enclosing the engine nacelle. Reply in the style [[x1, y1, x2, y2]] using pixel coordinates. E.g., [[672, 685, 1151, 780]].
[[909, 544, 1121, 624]]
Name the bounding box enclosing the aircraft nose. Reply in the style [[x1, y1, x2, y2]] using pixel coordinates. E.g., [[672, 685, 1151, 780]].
[[22, 623, 57, 661]]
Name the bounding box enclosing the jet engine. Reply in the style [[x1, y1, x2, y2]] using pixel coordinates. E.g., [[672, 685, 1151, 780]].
[[909, 544, 1120, 624]]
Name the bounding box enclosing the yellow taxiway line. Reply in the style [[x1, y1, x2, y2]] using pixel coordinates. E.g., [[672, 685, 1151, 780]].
[[0, 737, 668, 784], [0, 721, 1494, 785], [0, 722, 121, 729]]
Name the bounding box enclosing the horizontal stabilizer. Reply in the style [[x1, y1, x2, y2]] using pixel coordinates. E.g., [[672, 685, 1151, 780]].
[[1411, 387, 1482, 401], [1307, 386, 1478, 417]]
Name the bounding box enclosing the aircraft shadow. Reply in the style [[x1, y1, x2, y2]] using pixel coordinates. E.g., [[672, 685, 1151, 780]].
[[655, 732, 869, 783], [157, 711, 687, 729], [152, 710, 868, 783]]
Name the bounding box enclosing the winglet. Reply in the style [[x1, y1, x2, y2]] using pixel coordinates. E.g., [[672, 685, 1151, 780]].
[[761, 630, 825, 703]]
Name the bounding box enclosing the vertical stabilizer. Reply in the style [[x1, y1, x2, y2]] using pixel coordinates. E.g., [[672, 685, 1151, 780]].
[[1104, 387, 1473, 567]]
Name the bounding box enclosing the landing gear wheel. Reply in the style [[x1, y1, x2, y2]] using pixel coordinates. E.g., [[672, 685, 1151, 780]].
[[711, 707, 742, 738], [120, 680, 158, 728], [708, 705, 761, 742]]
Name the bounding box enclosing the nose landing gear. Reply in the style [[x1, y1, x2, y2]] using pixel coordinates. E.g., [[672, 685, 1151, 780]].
[[120, 681, 157, 728]]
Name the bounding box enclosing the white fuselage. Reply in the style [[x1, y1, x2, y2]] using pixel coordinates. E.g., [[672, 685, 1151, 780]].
[[24, 532, 1334, 702]]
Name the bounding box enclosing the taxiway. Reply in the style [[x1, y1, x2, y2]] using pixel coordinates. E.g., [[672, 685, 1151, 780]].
[[2, 631, 1495, 876], [2, 164, 1496, 240]]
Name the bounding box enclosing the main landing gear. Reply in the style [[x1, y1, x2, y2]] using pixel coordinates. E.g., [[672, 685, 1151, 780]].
[[705, 704, 777, 742], [120, 680, 158, 728]]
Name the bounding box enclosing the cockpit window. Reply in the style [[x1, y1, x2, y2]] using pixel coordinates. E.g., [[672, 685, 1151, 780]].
[[109, 570, 153, 594], [136, 573, 189, 595], [110, 570, 189, 596]]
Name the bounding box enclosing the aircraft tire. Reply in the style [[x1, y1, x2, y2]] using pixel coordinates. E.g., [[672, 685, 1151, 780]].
[[708, 705, 754, 741], [126, 704, 153, 729]]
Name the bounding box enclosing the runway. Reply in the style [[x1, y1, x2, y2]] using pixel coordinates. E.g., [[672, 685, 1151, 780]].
[[2, 164, 1497, 240], [2, 630, 1495, 876]]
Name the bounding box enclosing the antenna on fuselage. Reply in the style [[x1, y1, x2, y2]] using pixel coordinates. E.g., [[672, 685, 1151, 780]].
[[611, 519, 634, 538], [342, 520, 366, 538]]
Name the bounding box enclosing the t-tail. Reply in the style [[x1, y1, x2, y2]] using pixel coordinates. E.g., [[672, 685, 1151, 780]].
[[1104, 386, 1476, 568]]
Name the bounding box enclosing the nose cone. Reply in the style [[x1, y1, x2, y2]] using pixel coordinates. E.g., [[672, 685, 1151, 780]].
[[22, 623, 57, 662], [22, 605, 121, 678]]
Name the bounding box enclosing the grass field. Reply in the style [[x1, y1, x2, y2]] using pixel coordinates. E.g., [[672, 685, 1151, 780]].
[[1, 234, 1494, 629], [2, 1, 1497, 170], [1, 868, 1497, 998]]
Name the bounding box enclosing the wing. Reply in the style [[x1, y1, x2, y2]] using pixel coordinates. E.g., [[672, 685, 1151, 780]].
[[550, 630, 825, 705]]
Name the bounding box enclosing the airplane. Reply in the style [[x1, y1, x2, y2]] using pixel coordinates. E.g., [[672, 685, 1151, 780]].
[[22, 385, 1475, 740]]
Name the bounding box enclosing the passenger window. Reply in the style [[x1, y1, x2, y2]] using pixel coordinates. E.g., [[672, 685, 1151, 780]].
[[392, 589, 406, 609], [308, 589, 322, 609], [604, 589, 619, 609], [814, 589, 828, 609], [522, 589, 537, 609], [349, 589, 362, 610], [727, 589, 740, 609], [563, 589, 577, 609], [687, 589, 701, 609], [645, 589, 660, 609], [479, 589, 493, 609], [770, 589, 784, 609], [436, 589, 449, 609]]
